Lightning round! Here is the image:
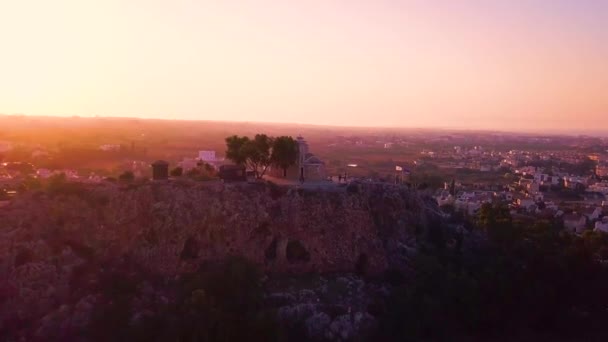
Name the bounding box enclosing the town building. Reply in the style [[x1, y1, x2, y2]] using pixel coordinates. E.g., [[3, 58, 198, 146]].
[[198, 150, 222, 169], [588, 181, 608, 194], [517, 198, 536, 211], [526, 181, 540, 194], [453, 190, 494, 215], [199, 150, 216, 161], [564, 176, 587, 190], [534, 173, 550, 183]]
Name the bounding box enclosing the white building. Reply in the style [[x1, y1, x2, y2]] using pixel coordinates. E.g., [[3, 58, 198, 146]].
[[197, 150, 223, 169], [198, 150, 217, 162]]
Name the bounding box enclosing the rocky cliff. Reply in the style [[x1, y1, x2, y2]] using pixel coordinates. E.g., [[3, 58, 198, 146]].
[[0, 180, 442, 339]]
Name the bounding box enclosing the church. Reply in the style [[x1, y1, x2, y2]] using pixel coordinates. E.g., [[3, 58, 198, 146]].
[[269, 136, 326, 181]]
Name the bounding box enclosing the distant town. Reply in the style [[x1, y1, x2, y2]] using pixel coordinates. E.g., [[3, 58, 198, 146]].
[[1, 115, 608, 234]]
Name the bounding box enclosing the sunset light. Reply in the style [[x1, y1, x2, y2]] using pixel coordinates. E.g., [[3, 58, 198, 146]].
[[2, 2, 608, 341], [1, 1, 606, 132]]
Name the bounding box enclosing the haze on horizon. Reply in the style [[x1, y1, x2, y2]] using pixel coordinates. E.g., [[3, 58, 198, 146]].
[[1, 0, 607, 133]]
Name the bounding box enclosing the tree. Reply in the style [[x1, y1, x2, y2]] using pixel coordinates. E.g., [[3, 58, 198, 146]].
[[271, 136, 298, 177], [477, 202, 520, 245], [170, 167, 183, 177], [244, 134, 273, 178], [477, 202, 512, 230], [225, 134, 273, 178], [225, 135, 250, 166]]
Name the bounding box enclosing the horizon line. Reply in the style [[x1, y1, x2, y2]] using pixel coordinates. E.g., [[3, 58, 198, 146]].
[[1, 112, 606, 138]]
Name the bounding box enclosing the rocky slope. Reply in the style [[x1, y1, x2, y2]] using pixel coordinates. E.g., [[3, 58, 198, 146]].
[[0, 180, 442, 340]]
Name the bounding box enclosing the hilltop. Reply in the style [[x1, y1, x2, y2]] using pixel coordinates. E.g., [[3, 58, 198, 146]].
[[0, 180, 443, 340]]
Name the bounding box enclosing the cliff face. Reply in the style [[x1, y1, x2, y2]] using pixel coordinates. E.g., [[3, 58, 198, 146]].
[[0, 181, 442, 337]]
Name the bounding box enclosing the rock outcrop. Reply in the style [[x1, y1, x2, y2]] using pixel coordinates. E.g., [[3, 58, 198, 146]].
[[0, 180, 442, 339]]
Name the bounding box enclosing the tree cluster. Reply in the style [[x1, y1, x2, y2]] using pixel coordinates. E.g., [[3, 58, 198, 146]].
[[225, 135, 298, 178], [379, 204, 608, 341]]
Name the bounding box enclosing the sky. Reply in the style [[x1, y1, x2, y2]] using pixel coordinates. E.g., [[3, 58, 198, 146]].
[[1, 0, 607, 133]]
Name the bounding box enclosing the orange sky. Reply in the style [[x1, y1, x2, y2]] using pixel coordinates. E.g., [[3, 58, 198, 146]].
[[1, 0, 607, 132]]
